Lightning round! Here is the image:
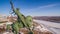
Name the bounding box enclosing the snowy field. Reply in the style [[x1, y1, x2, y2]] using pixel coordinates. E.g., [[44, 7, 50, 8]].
[[33, 19, 60, 34]]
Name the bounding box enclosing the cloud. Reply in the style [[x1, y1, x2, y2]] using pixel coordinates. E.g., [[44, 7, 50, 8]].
[[39, 4, 57, 8], [32, 4, 58, 10], [21, 4, 60, 16], [23, 4, 58, 12]]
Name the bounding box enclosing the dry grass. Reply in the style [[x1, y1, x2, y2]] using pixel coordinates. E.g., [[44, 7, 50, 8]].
[[0, 21, 53, 34], [19, 22, 53, 34]]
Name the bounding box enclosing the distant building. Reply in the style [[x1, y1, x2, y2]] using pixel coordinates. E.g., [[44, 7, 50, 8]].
[[7, 14, 17, 22], [0, 14, 17, 23], [0, 14, 8, 23]]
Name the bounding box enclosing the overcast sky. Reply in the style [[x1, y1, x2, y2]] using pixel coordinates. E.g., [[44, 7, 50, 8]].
[[0, 0, 60, 16]]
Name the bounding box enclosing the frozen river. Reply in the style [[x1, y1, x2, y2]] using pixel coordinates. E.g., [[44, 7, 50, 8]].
[[33, 19, 60, 34]]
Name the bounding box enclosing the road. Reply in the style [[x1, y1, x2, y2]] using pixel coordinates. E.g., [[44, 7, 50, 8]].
[[33, 19, 60, 34]]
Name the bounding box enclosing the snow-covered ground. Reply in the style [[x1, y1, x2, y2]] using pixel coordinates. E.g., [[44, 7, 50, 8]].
[[0, 22, 12, 26], [33, 19, 60, 34], [0, 20, 60, 34]]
